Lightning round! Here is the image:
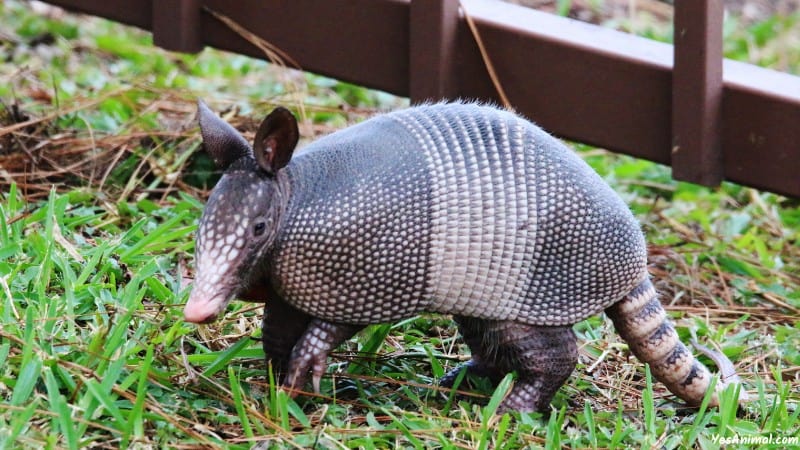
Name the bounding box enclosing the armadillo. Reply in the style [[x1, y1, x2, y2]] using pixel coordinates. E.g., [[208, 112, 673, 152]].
[[184, 100, 740, 412]]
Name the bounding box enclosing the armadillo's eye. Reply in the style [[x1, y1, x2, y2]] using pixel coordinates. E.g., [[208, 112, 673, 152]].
[[253, 221, 266, 237]]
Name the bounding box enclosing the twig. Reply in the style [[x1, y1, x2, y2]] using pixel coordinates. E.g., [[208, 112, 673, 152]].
[[460, 1, 512, 109], [203, 7, 308, 121]]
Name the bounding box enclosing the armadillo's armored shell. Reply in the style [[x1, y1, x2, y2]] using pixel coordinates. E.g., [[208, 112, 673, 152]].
[[270, 103, 647, 326]]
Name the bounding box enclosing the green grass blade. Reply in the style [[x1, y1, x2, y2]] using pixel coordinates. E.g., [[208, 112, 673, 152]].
[[382, 409, 424, 450], [361, 324, 392, 355], [423, 344, 445, 379], [684, 374, 717, 446], [287, 399, 311, 428], [75, 240, 109, 287], [478, 374, 513, 450], [495, 412, 511, 449], [126, 343, 155, 440], [483, 374, 513, 421], [35, 188, 58, 297], [643, 364, 655, 447], [44, 367, 78, 450], [201, 336, 252, 377], [545, 406, 566, 450], [11, 358, 42, 407], [7, 401, 40, 445], [442, 363, 467, 414], [609, 400, 627, 449], [0, 342, 9, 371], [83, 378, 126, 428], [118, 210, 190, 263], [18, 307, 38, 388], [584, 399, 597, 449], [228, 366, 254, 440], [0, 203, 9, 244]]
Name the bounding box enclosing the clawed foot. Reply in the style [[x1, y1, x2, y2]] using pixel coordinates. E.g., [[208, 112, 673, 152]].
[[283, 351, 328, 396], [273, 319, 362, 397]]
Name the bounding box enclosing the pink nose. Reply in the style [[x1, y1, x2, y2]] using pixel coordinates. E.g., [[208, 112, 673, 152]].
[[183, 295, 220, 323]]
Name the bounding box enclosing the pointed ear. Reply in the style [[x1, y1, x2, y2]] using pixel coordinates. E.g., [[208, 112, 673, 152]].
[[253, 107, 299, 174], [197, 99, 253, 169]]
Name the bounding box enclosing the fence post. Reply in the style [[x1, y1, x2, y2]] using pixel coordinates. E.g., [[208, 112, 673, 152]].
[[409, 0, 460, 103], [152, 0, 203, 53], [671, 0, 724, 186]]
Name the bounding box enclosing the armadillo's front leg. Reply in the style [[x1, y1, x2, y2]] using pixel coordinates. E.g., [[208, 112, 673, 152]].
[[283, 319, 363, 395], [261, 293, 313, 382]]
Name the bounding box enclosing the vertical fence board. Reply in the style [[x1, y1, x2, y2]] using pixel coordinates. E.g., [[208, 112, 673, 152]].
[[409, 0, 460, 103], [153, 0, 203, 53], [672, 0, 724, 186]]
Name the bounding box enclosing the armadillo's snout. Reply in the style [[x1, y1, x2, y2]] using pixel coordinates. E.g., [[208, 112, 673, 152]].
[[183, 297, 219, 323], [184, 280, 230, 323]]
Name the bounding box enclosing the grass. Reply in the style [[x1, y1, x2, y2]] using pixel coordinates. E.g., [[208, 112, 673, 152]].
[[1, 0, 799, 448]]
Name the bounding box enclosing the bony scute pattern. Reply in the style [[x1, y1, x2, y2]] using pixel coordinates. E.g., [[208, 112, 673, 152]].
[[393, 107, 540, 322], [272, 126, 434, 324], [391, 104, 647, 326]]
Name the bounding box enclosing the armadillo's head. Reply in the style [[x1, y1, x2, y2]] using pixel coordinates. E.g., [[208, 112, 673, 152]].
[[183, 100, 299, 323]]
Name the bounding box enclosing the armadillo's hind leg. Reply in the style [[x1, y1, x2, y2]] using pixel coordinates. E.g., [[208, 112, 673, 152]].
[[491, 323, 578, 413], [440, 316, 505, 388], [283, 319, 363, 396], [444, 317, 578, 413]]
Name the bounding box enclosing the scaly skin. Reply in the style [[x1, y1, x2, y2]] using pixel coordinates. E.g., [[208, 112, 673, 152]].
[[606, 277, 720, 407], [232, 275, 313, 380]]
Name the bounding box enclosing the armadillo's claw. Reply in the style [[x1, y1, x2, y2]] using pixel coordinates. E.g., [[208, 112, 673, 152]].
[[282, 355, 325, 395], [312, 367, 323, 394]]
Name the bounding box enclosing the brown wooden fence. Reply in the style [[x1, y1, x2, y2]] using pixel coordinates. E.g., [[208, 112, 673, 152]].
[[38, 0, 800, 198]]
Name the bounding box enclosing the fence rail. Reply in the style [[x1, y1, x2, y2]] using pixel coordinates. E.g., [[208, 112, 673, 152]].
[[39, 0, 800, 197]]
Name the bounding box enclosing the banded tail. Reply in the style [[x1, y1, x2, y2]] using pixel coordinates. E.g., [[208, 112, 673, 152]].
[[606, 278, 741, 406]]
